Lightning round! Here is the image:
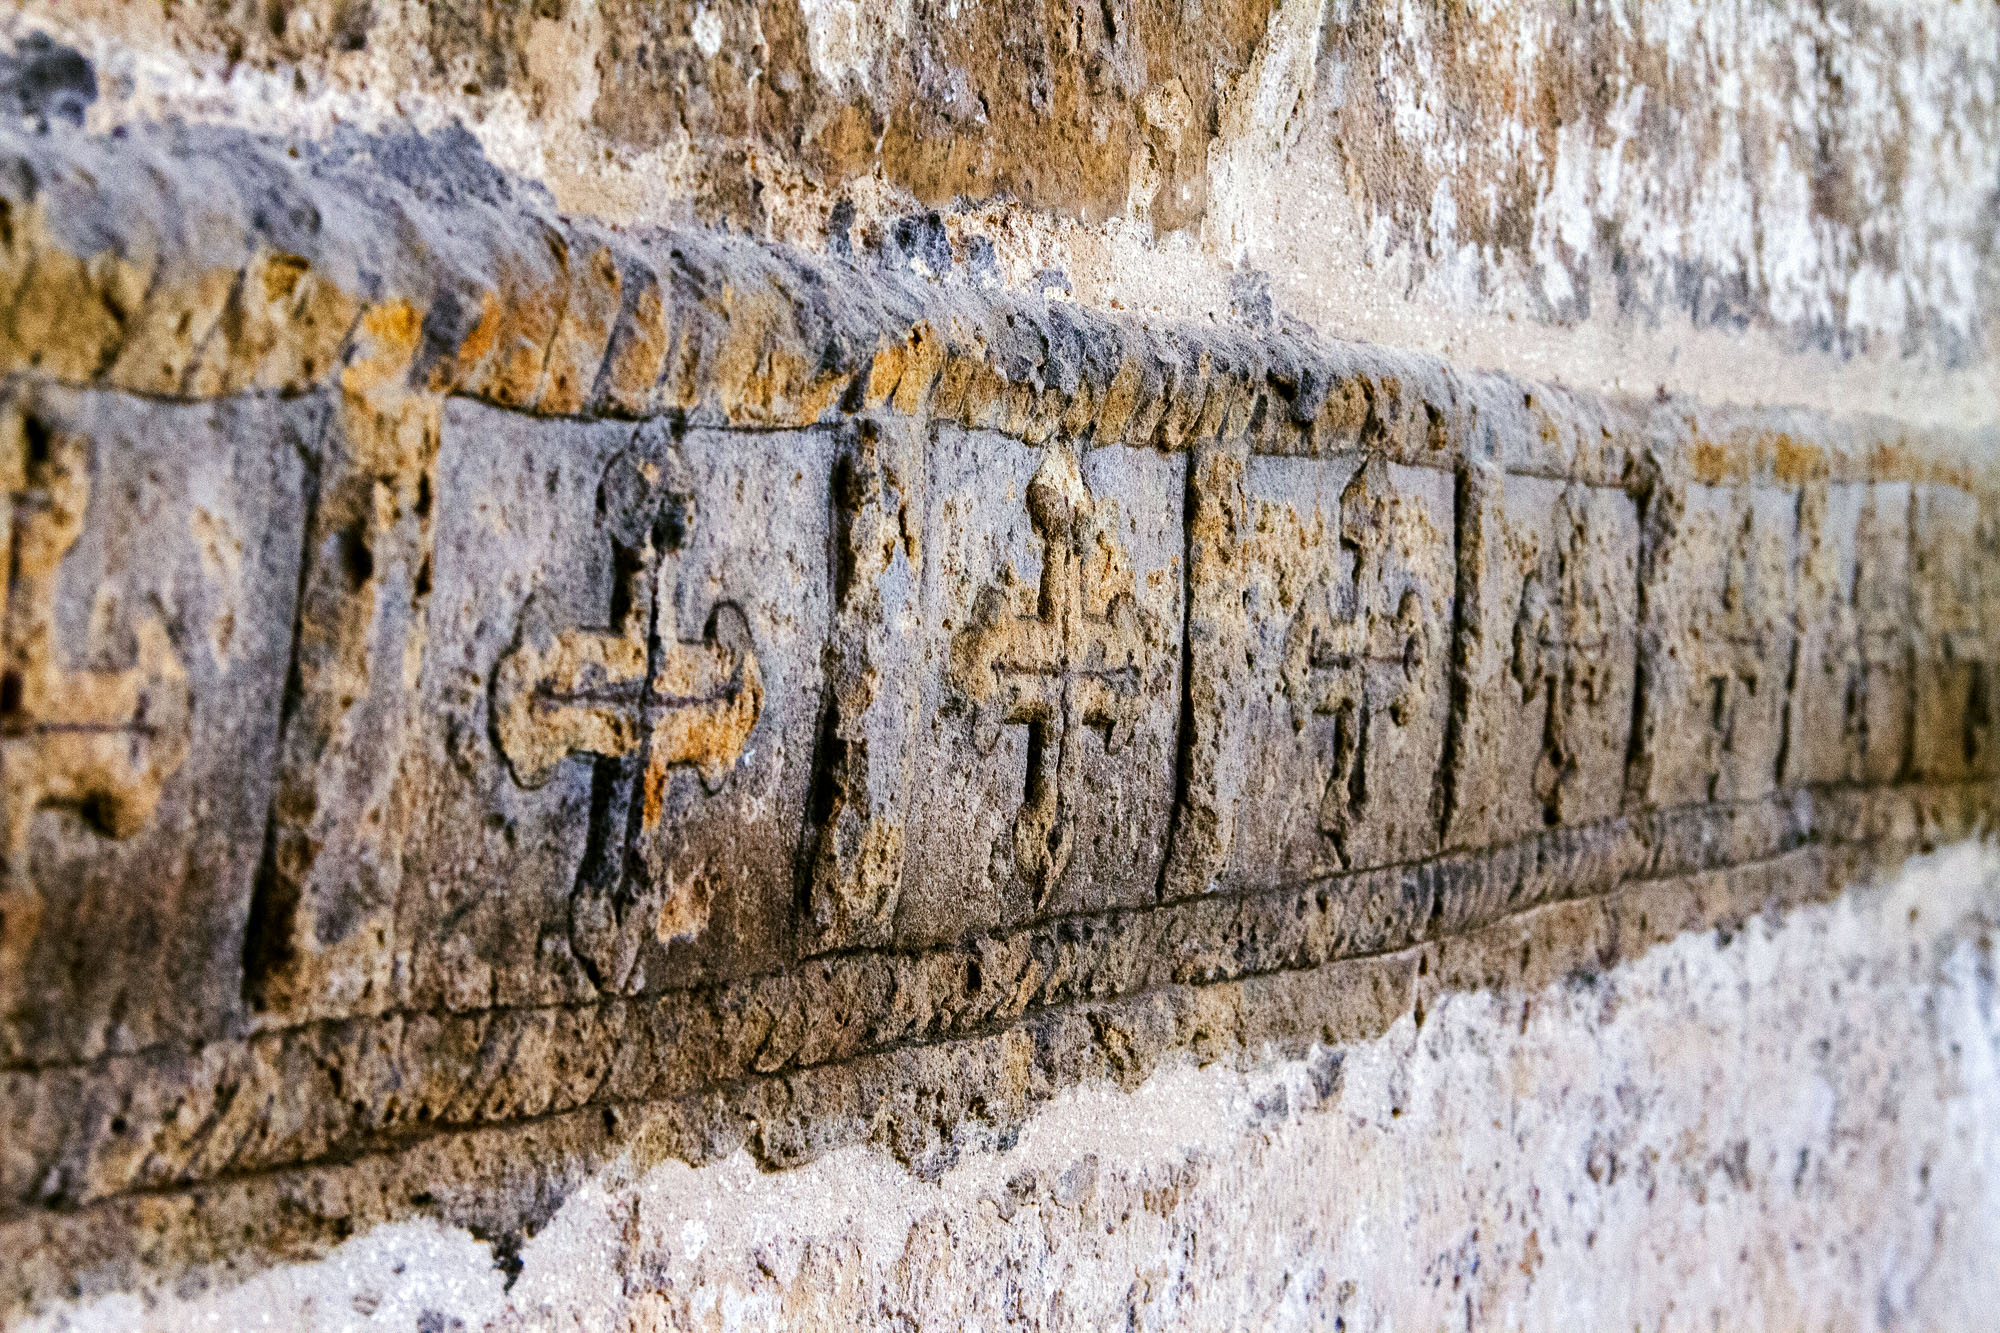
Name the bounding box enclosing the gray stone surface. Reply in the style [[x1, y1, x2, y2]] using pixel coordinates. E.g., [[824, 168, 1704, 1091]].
[[0, 117, 1992, 1321]]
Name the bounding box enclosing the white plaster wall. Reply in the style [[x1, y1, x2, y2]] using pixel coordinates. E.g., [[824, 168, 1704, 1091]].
[[30, 841, 2000, 1331]]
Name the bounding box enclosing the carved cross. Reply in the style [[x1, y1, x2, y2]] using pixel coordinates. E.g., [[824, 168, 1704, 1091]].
[[948, 447, 1155, 903], [0, 416, 188, 990], [1283, 458, 1437, 866], [492, 453, 762, 992], [1695, 495, 1790, 795], [1510, 486, 1616, 825], [1844, 489, 1910, 769]]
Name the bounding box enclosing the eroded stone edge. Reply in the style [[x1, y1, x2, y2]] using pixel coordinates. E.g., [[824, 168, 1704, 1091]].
[[0, 122, 1991, 495], [1, 823, 1976, 1318]]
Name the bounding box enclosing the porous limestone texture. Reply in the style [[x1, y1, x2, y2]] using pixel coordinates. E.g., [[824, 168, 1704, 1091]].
[[0, 4, 1996, 1326], [2, 0, 1997, 423], [24, 840, 2000, 1331]]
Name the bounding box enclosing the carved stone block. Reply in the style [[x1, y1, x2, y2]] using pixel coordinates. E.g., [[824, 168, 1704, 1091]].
[[1910, 483, 1995, 780], [0, 387, 310, 1065], [1788, 482, 1913, 786], [1446, 470, 1638, 847], [896, 430, 1183, 943], [607, 425, 827, 983], [800, 417, 928, 955], [1632, 482, 1800, 807], [361, 409, 643, 1016], [239, 375, 442, 1021], [309, 406, 828, 1015], [1178, 452, 1453, 894]]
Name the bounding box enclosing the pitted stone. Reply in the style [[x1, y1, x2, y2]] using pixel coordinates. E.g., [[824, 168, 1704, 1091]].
[[1789, 482, 1915, 787], [898, 431, 1183, 942], [0, 410, 189, 1020], [492, 446, 767, 994], [1910, 483, 1996, 781], [1184, 451, 1453, 894], [1633, 481, 1800, 808], [0, 116, 1992, 1323], [1446, 471, 1639, 847], [0, 386, 310, 1066]]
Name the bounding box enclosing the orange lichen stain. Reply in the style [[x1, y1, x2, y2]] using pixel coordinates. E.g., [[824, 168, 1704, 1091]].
[[447, 242, 573, 408], [1, 204, 153, 383], [342, 299, 426, 398], [493, 291, 569, 407], [896, 324, 943, 416], [1865, 437, 1913, 484], [863, 340, 908, 410], [788, 369, 852, 427], [927, 347, 976, 424], [538, 242, 625, 415], [1313, 379, 1369, 451], [705, 285, 792, 422], [1196, 377, 1238, 445], [1771, 433, 1826, 485], [451, 289, 505, 386], [1060, 379, 1099, 439], [641, 740, 669, 832], [953, 356, 1011, 433], [1095, 357, 1144, 445], [1689, 437, 1735, 486], [105, 263, 242, 396], [600, 274, 672, 415], [728, 331, 846, 427], [185, 250, 362, 397], [492, 623, 651, 786]]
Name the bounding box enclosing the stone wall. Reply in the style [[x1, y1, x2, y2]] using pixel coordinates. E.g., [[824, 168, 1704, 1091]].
[[0, 3, 1995, 1326], [29, 844, 2000, 1330]]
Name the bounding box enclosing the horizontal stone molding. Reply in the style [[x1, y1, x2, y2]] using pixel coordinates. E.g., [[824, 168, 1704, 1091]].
[[0, 780, 1987, 1228], [0, 121, 1996, 1317], [0, 829, 1962, 1316], [0, 123, 1993, 492]]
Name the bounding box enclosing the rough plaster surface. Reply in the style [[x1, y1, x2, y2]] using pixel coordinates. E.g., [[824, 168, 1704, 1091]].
[[26, 840, 2000, 1331]]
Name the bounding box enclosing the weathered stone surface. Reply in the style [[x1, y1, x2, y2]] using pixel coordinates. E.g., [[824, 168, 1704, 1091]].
[[1176, 450, 1454, 894], [0, 116, 1993, 1322], [1789, 481, 1915, 787], [1446, 469, 1638, 846], [903, 431, 1184, 935], [18, 0, 1998, 420], [1633, 478, 1800, 807], [1, 384, 312, 1066], [1910, 482, 1997, 782]]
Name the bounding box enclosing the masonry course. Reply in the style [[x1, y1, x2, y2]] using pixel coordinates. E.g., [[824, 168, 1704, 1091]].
[[0, 118, 1994, 1318]]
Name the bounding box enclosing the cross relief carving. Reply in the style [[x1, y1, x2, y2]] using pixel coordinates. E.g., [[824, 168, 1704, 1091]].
[[1699, 498, 1782, 792], [1634, 482, 1799, 805], [1279, 457, 1447, 867], [492, 450, 762, 993], [1510, 485, 1621, 826], [0, 415, 188, 994], [947, 446, 1166, 905]]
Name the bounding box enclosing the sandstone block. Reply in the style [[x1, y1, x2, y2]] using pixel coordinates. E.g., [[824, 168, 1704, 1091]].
[[1179, 451, 1454, 894], [896, 431, 1184, 941], [1788, 482, 1914, 786], [1633, 481, 1800, 807], [1445, 470, 1638, 847], [0, 387, 311, 1065]]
